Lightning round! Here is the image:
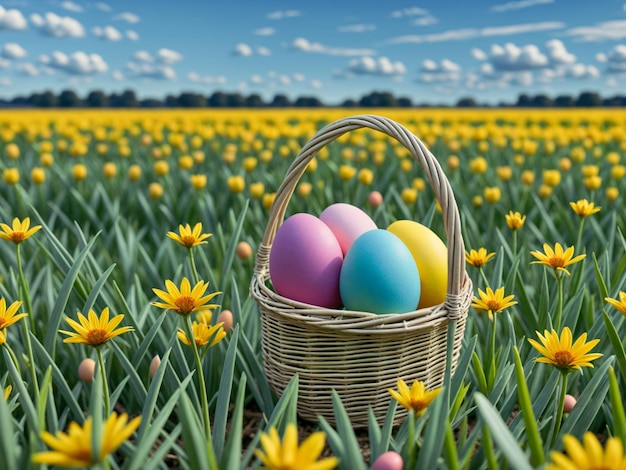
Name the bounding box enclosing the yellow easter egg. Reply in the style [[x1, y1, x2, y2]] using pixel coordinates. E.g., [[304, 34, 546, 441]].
[[387, 220, 447, 309]]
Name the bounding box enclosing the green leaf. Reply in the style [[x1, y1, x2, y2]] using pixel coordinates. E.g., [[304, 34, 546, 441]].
[[178, 391, 211, 470], [474, 393, 533, 470], [219, 373, 247, 469], [602, 312, 626, 387], [593, 253, 610, 301], [0, 380, 17, 470], [2, 348, 39, 434], [212, 327, 239, 458], [609, 367, 626, 445], [136, 347, 172, 441], [328, 390, 367, 470], [416, 383, 449, 470], [90, 354, 104, 465]]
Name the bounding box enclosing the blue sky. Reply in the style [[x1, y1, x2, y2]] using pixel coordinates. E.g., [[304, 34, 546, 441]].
[[0, 0, 625, 104]]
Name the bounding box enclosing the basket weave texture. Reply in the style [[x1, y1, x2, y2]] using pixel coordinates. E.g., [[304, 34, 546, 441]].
[[250, 115, 473, 427]]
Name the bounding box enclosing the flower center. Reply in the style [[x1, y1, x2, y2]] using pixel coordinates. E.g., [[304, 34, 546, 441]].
[[181, 235, 196, 247], [485, 300, 502, 312], [86, 329, 109, 346], [548, 257, 566, 268], [410, 398, 427, 412], [0, 318, 6, 328], [553, 350, 574, 368], [174, 296, 196, 314], [10, 232, 25, 243]]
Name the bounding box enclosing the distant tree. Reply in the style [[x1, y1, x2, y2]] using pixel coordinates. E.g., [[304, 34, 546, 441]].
[[294, 96, 323, 107], [397, 96, 413, 107], [118, 89, 138, 107], [532, 94, 553, 107], [576, 91, 601, 107], [516, 93, 532, 107], [359, 91, 397, 107], [226, 93, 246, 107], [602, 95, 626, 107], [86, 90, 109, 107], [163, 95, 178, 107], [340, 99, 357, 107], [208, 92, 227, 107], [140, 98, 163, 108], [178, 92, 206, 107], [245, 93, 264, 107], [555, 95, 575, 107], [58, 89, 81, 107], [456, 97, 477, 107], [270, 94, 291, 107]]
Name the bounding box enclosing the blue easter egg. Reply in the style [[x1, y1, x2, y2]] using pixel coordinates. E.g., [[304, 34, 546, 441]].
[[339, 229, 421, 314]]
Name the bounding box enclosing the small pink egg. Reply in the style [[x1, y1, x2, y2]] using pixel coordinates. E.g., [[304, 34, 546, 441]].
[[368, 191, 383, 207], [149, 355, 161, 379], [372, 451, 403, 470], [563, 394, 577, 413], [218, 309, 234, 333], [320, 202, 377, 255], [270, 213, 343, 308], [78, 358, 95, 383], [236, 241, 253, 260]]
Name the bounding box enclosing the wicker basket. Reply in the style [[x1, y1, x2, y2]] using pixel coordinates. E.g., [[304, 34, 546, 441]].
[[250, 114, 473, 428]]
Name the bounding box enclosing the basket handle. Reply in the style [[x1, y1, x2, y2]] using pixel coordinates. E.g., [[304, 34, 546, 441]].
[[253, 114, 467, 320]]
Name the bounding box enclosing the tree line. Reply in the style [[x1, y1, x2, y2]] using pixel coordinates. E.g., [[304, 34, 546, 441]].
[[1, 89, 624, 108]]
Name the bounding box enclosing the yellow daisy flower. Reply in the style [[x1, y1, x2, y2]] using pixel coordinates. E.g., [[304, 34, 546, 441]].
[[388, 379, 442, 417], [605, 291, 626, 317], [177, 321, 226, 349], [530, 243, 586, 276], [465, 248, 496, 268], [0, 329, 5, 346], [471, 287, 517, 319], [570, 199, 601, 218], [3, 384, 11, 401], [0, 298, 27, 330], [166, 222, 212, 248], [0, 217, 42, 244], [32, 412, 141, 468], [59, 307, 133, 347], [254, 423, 338, 470], [152, 277, 221, 316], [505, 211, 526, 231], [528, 327, 602, 373], [547, 432, 626, 470]]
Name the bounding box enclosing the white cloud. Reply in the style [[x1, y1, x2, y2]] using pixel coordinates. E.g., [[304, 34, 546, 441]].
[[310, 79, 323, 89], [114, 12, 140, 24], [490, 42, 548, 71], [233, 43, 253, 56], [257, 46, 271, 56], [30, 12, 84, 37], [92, 25, 122, 41], [266, 10, 301, 20], [412, 16, 438, 26], [491, 0, 554, 13], [40, 51, 108, 75], [418, 58, 462, 82], [481, 21, 564, 36], [545, 39, 576, 65], [472, 48, 487, 61], [292, 37, 375, 56], [61, 1, 83, 13], [390, 7, 429, 18], [0, 77, 12, 86], [567, 20, 626, 42], [17, 63, 39, 76], [347, 56, 406, 76], [338, 24, 376, 33], [95, 3, 111, 12], [0, 5, 27, 30], [157, 48, 182, 64], [293, 73, 305, 82], [566, 63, 600, 79], [606, 44, 626, 74], [188, 72, 226, 85], [127, 62, 175, 80], [254, 27, 275, 36], [2, 42, 26, 59], [112, 70, 124, 80], [279, 75, 291, 85], [596, 52, 607, 62], [133, 50, 153, 62], [250, 74, 263, 84], [126, 30, 139, 40]]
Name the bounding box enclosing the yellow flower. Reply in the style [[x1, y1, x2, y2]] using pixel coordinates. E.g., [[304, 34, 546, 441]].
[[530, 243, 586, 276], [583, 175, 602, 191], [338, 165, 356, 181], [469, 156, 488, 174], [102, 162, 117, 179], [71, 164, 87, 181], [606, 291, 626, 317], [5, 142, 20, 159], [547, 432, 626, 470], [447, 155, 459, 170], [296, 182, 313, 198], [189, 174, 206, 189], [0, 298, 27, 330], [0, 217, 42, 244], [152, 277, 221, 316], [128, 164, 142, 182], [177, 321, 226, 349], [606, 187, 619, 202], [227, 175, 245, 193], [31, 167, 46, 184], [167, 222, 212, 248], [570, 199, 601, 217], [358, 168, 373, 186], [521, 170, 535, 186], [484, 186, 501, 204], [59, 307, 133, 347], [471, 287, 517, 319], [254, 423, 338, 470], [388, 379, 442, 416], [528, 327, 601, 373], [465, 248, 496, 268], [401, 188, 418, 204], [3, 384, 11, 401], [0, 329, 5, 345], [32, 412, 141, 468], [2, 168, 19, 185], [505, 211, 526, 231], [543, 169, 561, 187]]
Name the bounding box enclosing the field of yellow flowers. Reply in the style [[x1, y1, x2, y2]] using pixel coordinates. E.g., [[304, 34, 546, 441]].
[[1, 107, 626, 469]]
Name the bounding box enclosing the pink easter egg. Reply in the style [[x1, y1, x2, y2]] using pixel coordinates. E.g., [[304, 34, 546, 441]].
[[269, 213, 343, 308], [320, 202, 377, 255]]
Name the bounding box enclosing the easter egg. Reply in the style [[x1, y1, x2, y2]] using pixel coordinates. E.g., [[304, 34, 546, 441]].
[[340, 229, 420, 314], [269, 213, 343, 308], [372, 451, 404, 470], [320, 203, 377, 255], [387, 220, 448, 309]]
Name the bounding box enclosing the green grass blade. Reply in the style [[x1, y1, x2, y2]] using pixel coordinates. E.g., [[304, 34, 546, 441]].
[[219, 373, 247, 469], [212, 327, 239, 458], [0, 381, 17, 470], [178, 391, 210, 470], [602, 312, 626, 386]]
